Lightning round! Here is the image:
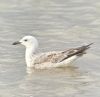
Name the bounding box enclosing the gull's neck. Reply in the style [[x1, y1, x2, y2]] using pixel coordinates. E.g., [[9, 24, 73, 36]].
[[25, 44, 38, 68], [25, 47, 35, 67]]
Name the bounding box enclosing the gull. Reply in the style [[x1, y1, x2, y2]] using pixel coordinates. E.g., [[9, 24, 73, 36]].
[[12, 36, 93, 69]]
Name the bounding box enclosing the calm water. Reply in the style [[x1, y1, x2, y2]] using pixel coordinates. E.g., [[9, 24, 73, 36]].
[[0, 0, 100, 97]]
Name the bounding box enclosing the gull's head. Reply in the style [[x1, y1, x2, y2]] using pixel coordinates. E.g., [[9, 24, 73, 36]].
[[13, 36, 38, 49]]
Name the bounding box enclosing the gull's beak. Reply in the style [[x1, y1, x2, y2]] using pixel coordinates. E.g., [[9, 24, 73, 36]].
[[12, 41, 21, 45]]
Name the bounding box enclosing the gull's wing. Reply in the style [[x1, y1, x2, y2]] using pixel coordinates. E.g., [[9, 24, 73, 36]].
[[34, 51, 64, 64], [34, 43, 93, 64], [60, 43, 93, 61]]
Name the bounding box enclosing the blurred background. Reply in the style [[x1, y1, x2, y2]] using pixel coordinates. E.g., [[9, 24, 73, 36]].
[[0, 0, 100, 97]]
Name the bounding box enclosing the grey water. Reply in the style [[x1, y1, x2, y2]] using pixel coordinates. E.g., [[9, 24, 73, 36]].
[[0, 0, 100, 97]]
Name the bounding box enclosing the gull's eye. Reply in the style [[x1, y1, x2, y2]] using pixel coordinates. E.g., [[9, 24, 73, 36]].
[[24, 39, 28, 42]]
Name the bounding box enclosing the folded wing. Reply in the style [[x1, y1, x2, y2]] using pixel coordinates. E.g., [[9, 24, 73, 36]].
[[34, 43, 93, 65]]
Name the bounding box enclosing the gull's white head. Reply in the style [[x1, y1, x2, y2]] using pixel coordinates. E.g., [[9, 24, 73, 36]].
[[13, 35, 38, 49], [13, 35, 39, 68]]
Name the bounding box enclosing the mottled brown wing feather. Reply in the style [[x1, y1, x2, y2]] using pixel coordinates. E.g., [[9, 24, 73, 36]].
[[34, 43, 93, 64], [34, 51, 67, 64]]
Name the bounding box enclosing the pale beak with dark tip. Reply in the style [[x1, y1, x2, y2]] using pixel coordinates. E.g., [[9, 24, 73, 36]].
[[12, 41, 21, 45]]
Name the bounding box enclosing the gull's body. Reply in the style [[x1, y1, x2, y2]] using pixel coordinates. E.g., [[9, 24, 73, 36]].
[[13, 36, 92, 69], [27, 51, 78, 69]]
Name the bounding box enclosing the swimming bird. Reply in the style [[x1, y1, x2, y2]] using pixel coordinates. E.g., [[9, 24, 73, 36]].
[[12, 36, 93, 69]]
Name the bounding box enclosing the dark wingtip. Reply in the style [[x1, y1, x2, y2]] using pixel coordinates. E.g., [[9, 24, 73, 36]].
[[85, 43, 94, 49], [86, 43, 94, 46]]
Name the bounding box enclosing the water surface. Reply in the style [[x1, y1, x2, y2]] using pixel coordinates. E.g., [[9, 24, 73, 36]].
[[0, 0, 100, 97]]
